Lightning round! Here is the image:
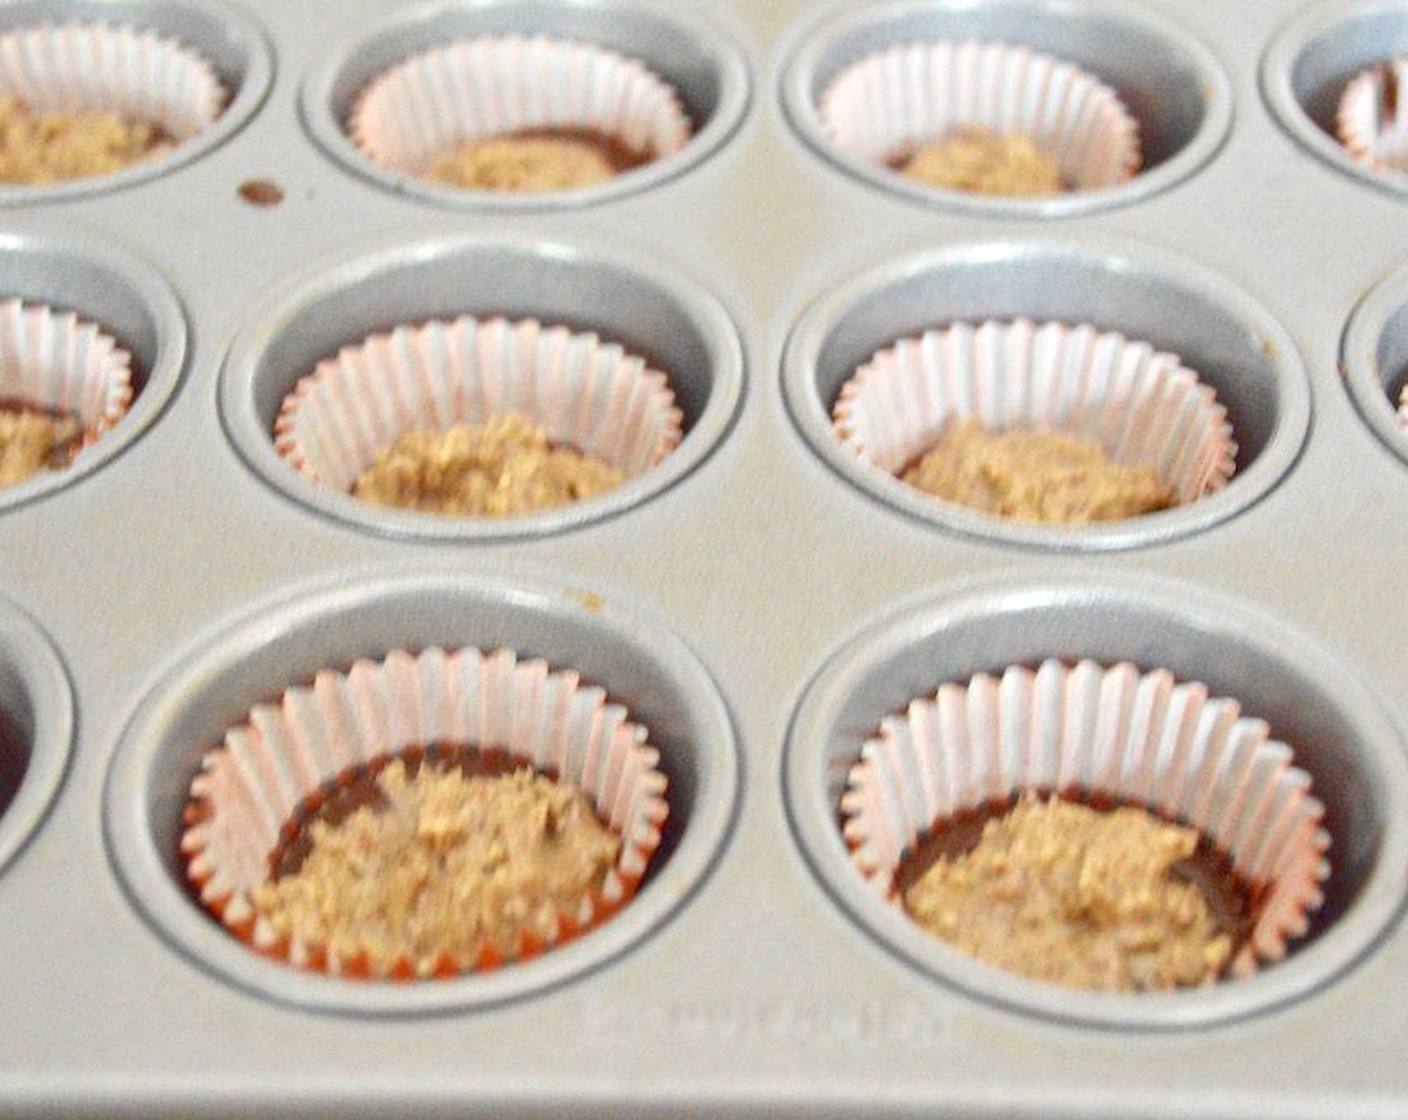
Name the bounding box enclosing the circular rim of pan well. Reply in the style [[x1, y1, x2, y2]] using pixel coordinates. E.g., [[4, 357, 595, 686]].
[[783, 571, 1408, 1030], [103, 562, 742, 1017]]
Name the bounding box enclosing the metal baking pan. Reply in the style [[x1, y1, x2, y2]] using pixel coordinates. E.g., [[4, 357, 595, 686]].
[[2, 0, 1408, 1116]]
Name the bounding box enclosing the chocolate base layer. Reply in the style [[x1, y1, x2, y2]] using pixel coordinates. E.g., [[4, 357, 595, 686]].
[[0, 704, 27, 819], [892, 790, 1260, 964], [496, 127, 654, 175]]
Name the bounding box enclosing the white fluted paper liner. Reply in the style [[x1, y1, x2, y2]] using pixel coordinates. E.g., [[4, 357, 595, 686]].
[[1337, 58, 1408, 178], [0, 297, 133, 445], [818, 40, 1140, 190], [181, 646, 670, 978], [274, 315, 683, 497], [841, 660, 1329, 977], [833, 319, 1236, 508], [349, 34, 691, 178], [0, 22, 224, 145]]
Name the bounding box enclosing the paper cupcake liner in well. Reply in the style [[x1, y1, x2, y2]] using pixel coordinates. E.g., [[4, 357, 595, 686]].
[[181, 646, 670, 979], [349, 34, 691, 178], [1337, 57, 1408, 178], [818, 40, 1140, 191], [274, 314, 683, 495], [840, 659, 1329, 977], [0, 22, 224, 144], [832, 318, 1236, 507], [0, 297, 134, 446]]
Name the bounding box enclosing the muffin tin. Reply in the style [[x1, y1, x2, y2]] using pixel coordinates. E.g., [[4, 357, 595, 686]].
[[3, 0, 1408, 1116]]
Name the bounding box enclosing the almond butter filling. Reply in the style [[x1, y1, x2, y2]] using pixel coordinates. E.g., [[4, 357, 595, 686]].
[[252, 760, 620, 975], [902, 418, 1174, 524], [352, 412, 624, 517], [902, 793, 1235, 992], [0, 406, 82, 487], [424, 131, 642, 193], [0, 95, 171, 184], [897, 126, 1066, 197]]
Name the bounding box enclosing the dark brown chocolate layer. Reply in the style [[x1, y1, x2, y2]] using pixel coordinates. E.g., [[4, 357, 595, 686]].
[[502, 127, 654, 174], [893, 791, 1259, 958], [0, 704, 27, 819], [1383, 63, 1400, 122]]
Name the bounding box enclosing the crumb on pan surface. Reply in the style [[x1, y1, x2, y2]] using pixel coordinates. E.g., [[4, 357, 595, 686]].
[[902, 419, 1174, 523], [352, 412, 624, 516], [896, 126, 1066, 196], [424, 130, 646, 193], [902, 793, 1239, 992], [253, 759, 620, 974], [0, 96, 170, 184], [0, 406, 81, 487]]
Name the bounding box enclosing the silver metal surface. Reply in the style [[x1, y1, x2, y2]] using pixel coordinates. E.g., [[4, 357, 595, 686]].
[[0, 589, 71, 878], [0, 0, 1407, 1116], [1343, 255, 1408, 468]]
